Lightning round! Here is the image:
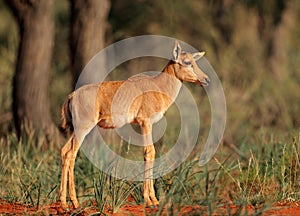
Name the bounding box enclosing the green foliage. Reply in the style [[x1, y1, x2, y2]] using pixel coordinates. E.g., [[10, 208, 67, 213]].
[[108, 175, 138, 213], [0, 129, 299, 214], [93, 171, 108, 215], [215, 131, 300, 209], [0, 130, 61, 206], [0, 0, 299, 141]]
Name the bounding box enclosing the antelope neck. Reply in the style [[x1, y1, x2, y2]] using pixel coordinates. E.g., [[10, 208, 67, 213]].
[[153, 61, 182, 102]]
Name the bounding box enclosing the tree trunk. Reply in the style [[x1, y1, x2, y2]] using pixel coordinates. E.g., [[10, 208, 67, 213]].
[[70, 0, 111, 87], [5, 0, 58, 138]]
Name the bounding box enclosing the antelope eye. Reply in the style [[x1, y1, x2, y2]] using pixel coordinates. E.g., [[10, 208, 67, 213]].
[[183, 61, 192, 66]]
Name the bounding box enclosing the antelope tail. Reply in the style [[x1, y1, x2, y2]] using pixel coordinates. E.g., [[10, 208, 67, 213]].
[[61, 94, 74, 133]]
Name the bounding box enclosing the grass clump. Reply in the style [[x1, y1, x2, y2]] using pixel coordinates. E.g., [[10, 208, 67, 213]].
[[218, 131, 300, 209], [0, 129, 299, 215]]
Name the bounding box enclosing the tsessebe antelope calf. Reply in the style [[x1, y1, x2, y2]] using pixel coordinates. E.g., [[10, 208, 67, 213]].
[[59, 41, 210, 209]]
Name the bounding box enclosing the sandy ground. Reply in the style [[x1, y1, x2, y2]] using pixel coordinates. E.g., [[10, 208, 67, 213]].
[[1, 200, 300, 215]]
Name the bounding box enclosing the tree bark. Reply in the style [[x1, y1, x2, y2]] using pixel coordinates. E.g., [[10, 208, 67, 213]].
[[70, 0, 111, 87], [5, 0, 58, 138]]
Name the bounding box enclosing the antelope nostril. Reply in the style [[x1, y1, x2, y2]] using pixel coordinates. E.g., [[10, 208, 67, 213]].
[[205, 77, 210, 84], [200, 77, 210, 87]]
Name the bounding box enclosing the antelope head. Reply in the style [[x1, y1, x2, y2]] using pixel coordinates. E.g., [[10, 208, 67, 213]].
[[172, 41, 210, 87]]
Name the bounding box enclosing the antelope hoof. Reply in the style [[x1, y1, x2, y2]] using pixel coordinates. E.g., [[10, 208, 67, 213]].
[[151, 199, 159, 206], [150, 196, 159, 206], [145, 198, 153, 207], [61, 201, 70, 210], [145, 196, 159, 207], [71, 199, 80, 209]]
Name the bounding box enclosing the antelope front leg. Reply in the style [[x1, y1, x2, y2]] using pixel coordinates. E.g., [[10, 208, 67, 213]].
[[141, 122, 159, 206], [143, 146, 159, 206]]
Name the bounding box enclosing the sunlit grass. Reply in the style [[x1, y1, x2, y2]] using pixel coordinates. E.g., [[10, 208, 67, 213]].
[[0, 128, 299, 215]]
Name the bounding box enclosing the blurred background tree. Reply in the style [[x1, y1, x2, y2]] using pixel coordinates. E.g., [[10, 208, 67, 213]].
[[0, 0, 299, 145], [70, 0, 110, 87], [4, 0, 57, 139], [2, 0, 111, 143]]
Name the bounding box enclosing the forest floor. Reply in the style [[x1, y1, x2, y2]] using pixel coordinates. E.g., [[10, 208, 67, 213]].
[[1, 199, 300, 215]]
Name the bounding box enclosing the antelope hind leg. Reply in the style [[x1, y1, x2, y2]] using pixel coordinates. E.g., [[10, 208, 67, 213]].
[[67, 137, 80, 209], [60, 135, 74, 209]]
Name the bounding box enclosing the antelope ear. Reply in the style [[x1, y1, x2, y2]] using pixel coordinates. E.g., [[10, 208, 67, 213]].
[[193, 52, 205, 61], [173, 41, 181, 62]]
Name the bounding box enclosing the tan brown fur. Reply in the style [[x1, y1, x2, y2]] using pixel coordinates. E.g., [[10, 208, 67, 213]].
[[59, 41, 210, 209]]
